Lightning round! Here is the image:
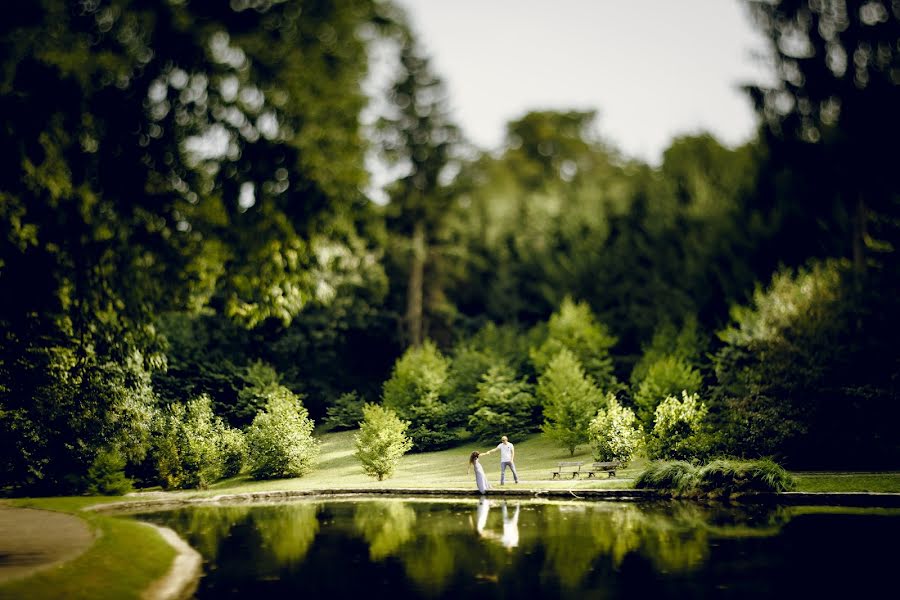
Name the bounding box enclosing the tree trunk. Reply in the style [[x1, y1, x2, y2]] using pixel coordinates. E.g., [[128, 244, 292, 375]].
[[852, 193, 867, 280], [406, 220, 426, 347]]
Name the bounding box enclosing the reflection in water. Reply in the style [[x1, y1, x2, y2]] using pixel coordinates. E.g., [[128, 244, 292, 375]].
[[252, 503, 320, 566], [134, 499, 900, 599], [473, 499, 520, 549], [354, 500, 416, 560]]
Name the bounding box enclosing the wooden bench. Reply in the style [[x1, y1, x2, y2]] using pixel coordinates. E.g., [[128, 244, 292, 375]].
[[586, 461, 622, 478], [551, 461, 584, 479]]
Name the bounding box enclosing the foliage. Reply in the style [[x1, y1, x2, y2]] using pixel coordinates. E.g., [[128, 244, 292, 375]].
[[537, 349, 605, 456], [444, 345, 497, 427], [630, 315, 705, 385], [234, 361, 283, 427], [382, 340, 456, 450], [245, 387, 319, 480], [531, 297, 618, 391], [150, 395, 239, 490], [588, 394, 643, 464], [635, 459, 795, 497], [219, 427, 247, 479], [468, 364, 536, 442], [354, 403, 414, 481], [647, 391, 709, 461], [323, 391, 367, 432], [632, 355, 703, 426], [634, 461, 697, 493], [84, 449, 133, 496]]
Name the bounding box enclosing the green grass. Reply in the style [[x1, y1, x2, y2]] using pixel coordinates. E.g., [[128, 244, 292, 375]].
[[192, 430, 645, 497], [0, 497, 176, 600], [792, 471, 900, 493]]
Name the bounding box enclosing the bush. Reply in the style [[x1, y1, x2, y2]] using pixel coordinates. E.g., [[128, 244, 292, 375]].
[[382, 341, 456, 450], [588, 394, 643, 464], [322, 391, 366, 431], [695, 459, 795, 495], [468, 364, 536, 442], [84, 449, 134, 496], [151, 395, 231, 490], [219, 427, 246, 478], [537, 349, 605, 456], [647, 391, 710, 461], [246, 387, 320, 479], [633, 356, 702, 426], [531, 297, 618, 391], [354, 404, 413, 481], [635, 459, 795, 497], [634, 461, 696, 493]]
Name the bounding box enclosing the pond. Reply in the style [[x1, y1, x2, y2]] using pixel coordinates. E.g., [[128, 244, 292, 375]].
[[133, 498, 899, 599]]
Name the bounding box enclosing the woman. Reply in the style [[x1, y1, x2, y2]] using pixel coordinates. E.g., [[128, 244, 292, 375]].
[[468, 451, 491, 494]]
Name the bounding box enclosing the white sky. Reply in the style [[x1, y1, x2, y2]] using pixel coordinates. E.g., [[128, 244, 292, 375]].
[[393, 0, 772, 165]]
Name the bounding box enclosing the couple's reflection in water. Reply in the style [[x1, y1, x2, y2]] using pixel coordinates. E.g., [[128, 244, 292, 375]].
[[473, 498, 520, 549]]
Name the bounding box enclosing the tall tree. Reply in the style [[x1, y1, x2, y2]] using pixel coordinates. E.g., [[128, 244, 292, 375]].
[[375, 17, 463, 347]]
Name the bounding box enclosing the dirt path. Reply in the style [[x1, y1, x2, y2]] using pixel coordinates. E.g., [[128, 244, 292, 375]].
[[0, 505, 94, 584]]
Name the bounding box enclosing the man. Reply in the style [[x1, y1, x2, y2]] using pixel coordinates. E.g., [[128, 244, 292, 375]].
[[483, 435, 518, 484]]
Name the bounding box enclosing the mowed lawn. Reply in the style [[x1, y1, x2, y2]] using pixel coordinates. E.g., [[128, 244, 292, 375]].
[[100, 430, 900, 500], [197, 430, 645, 496]]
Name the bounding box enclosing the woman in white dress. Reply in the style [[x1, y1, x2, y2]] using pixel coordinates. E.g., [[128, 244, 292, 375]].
[[468, 451, 491, 494]]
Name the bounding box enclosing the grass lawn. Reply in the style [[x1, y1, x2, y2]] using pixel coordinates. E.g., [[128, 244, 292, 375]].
[[197, 430, 646, 497], [792, 471, 900, 493], [0, 497, 175, 600]]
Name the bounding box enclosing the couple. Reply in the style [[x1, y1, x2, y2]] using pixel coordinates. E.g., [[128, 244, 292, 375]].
[[468, 435, 519, 494]]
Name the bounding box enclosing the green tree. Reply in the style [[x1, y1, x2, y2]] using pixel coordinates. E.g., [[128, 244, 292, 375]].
[[382, 340, 455, 449], [531, 297, 618, 391], [468, 364, 536, 441], [537, 349, 605, 456], [354, 403, 414, 481], [246, 387, 319, 480], [633, 356, 703, 427], [647, 391, 709, 461], [588, 394, 643, 464]]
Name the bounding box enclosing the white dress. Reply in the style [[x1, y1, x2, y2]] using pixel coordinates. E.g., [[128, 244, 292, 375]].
[[474, 459, 491, 494]]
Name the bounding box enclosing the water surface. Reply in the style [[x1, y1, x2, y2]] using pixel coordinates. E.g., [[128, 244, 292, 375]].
[[135, 498, 899, 599]]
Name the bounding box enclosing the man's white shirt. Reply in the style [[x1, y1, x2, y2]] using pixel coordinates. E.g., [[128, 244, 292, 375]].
[[497, 442, 514, 462]]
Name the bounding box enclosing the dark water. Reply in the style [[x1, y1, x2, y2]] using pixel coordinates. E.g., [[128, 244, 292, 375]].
[[134, 498, 899, 599]]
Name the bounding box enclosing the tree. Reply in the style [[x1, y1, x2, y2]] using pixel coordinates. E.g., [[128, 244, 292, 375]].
[[588, 394, 643, 464], [531, 297, 618, 391], [647, 391, 709, 461], [381, 340, 455, 449], [354, 404, 413, 481], [745, 0, 900, 278], [468, 364, 536, 441], [537, 349, 605, 456], [632, 356, 703, 427], [375, 14, 463, 347], [246, 387, 319, 480]]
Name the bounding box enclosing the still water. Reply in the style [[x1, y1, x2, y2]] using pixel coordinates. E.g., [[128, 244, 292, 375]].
[[134, 498, 898, 599]]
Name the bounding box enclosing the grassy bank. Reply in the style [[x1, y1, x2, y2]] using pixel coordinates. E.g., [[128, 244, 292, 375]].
[[0, 498, 175, 600]]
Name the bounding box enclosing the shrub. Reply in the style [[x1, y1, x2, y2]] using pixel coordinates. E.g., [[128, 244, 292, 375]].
[[151, 395, 230, 490], [354, 404, 413, 481], [634, 461, 697, 492], [234, 360, 282, 426], [537, 349, 605, 456], [531, 297, 618, 391], [84, 449, 133, 496], [694, 459, 795, 495], [246, 387, 320, 479], [219, 427, 246, 478], [322, 391, 366, 431], [468, 364, 536, 441], [588, 394, 643, 464], [647, 391, 710, 461], [635, 458, 795, 497], [633, 356, 702, 426], [382, 341, 456, 450]]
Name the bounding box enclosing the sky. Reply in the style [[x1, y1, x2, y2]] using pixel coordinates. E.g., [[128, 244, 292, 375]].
[[391, 0, 772, 166]]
